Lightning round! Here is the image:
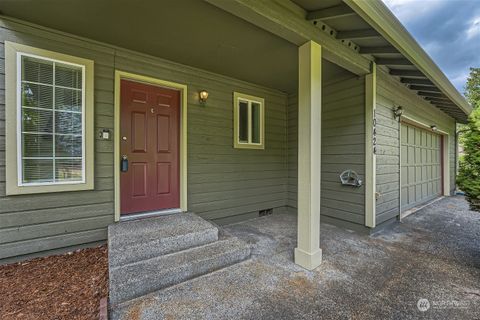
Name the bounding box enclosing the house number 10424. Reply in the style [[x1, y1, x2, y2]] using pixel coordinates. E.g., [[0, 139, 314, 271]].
[[373, 109, 377, 154]]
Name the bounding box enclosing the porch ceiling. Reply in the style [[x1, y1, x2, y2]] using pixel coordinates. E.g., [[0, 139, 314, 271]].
[[0, 0, 300, 92], [293, 0, 471, 123], [0, 0, 352, 93]]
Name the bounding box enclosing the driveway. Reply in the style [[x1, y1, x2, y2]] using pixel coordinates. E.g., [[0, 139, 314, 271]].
[[114, 196, 480, 319]]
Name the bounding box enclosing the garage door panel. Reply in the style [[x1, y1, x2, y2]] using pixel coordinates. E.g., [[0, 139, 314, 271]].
[[408, 146, 415, 163], [401, 188, 408, 206], [401, 123, 442, 211], [401, 167, 408, 183], [415, 167, 421, 184], [408, 126, 415, 144], [408, 167, 415, 184], [408, 186, 414, 203], [415, 185, 421, 202], [401, 145, 407, 164], [401, 125, 408, 142]]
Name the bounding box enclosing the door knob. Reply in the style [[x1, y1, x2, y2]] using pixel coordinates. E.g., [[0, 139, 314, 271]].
[[122, 136, 127, 141]]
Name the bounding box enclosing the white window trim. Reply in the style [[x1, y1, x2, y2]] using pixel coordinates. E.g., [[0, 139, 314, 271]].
[[16, 52, 86, 186], [233, 92, 265, 149], [5, 41, 94, 195]]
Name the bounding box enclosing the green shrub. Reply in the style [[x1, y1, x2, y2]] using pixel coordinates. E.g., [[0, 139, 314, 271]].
[[457, 108, 480, 211]]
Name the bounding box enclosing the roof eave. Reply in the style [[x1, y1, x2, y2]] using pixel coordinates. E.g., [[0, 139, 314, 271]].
[[344, 0, 472, 117]]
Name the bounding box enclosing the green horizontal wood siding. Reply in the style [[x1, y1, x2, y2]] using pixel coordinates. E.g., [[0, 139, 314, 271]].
[[288, 75, 366, 226], [0, 19, 288, 261], [0, 21, 116, 261]]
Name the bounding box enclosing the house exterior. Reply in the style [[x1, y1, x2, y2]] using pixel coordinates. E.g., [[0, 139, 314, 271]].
[[0, 0, 471, 269]]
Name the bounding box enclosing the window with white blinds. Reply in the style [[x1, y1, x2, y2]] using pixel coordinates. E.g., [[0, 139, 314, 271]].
[[20, 54, 85, 185]]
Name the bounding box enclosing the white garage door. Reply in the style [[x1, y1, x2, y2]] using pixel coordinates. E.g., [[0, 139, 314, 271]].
[[401, 123, 442, 211]]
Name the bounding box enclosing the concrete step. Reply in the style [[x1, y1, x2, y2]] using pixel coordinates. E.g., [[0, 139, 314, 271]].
[[108, 212, 219, 268], [109, 237, 251, 306], [110, 259, 254, 320]]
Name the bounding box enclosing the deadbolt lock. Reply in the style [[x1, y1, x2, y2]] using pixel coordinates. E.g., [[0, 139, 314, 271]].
[[121, 155, 128, 172]]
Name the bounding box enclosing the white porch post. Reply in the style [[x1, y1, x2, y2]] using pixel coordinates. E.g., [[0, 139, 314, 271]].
[[295, 40, 322, 270], [365, 62, 377, 228]]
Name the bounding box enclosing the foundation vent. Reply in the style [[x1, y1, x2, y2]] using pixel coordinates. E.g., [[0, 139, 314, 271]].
[[259, 208, 273, 217]]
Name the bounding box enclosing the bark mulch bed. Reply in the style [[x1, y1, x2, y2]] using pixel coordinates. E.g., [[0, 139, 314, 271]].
[[0, 245, 108, 320]]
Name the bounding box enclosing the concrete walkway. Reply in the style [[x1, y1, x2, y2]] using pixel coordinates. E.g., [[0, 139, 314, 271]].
[[114, 196, 480, 319]]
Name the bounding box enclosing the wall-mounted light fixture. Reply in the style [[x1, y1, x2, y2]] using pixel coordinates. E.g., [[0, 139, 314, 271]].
[[393, 105, 403, 121], [199, 90, 209, 104], [430, 125, 438, 132]]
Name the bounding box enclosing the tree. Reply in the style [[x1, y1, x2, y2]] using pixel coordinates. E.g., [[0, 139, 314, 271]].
[[458, 68, 480, 145], [465, 67, 480, 109], [457, 68, 480, 210]]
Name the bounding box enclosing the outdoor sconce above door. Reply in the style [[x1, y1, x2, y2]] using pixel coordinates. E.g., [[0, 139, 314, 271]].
[[199, 90, 209, 104]]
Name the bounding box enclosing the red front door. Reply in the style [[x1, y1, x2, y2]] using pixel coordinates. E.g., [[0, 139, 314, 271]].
[[120, 79, 180, 215]]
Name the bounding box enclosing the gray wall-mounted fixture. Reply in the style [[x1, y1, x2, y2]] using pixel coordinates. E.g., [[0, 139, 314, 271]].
[[340, 170, 363, 187], [99, 128, 111, 140], [393, 105, 403, 121]]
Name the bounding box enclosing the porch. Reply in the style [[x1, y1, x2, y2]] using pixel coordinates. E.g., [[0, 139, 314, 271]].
[[0, 0, 368, 268], [0, 0, 468, 274], [110, 196, 480, 319]]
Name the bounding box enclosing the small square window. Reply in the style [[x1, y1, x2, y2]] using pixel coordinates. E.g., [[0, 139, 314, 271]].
[[233, 92, 264, 149]]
